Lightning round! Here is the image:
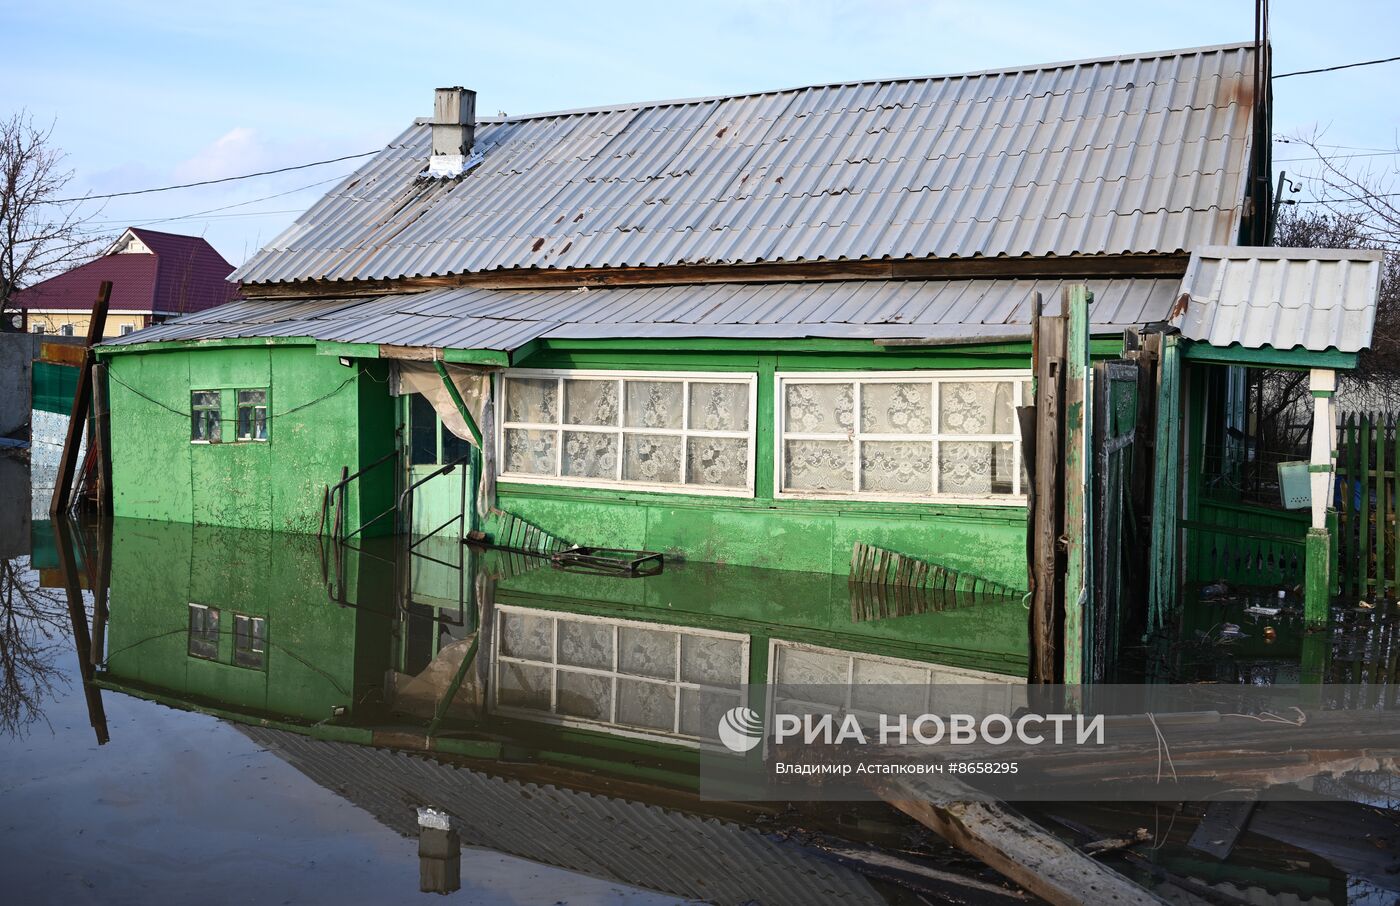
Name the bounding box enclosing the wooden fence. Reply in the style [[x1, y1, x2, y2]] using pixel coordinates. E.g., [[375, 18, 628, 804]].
[[1336, 413, 1400, 601]]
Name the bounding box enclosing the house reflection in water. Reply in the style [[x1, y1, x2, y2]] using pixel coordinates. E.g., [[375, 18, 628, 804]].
[[72, 517, 1033, 904]]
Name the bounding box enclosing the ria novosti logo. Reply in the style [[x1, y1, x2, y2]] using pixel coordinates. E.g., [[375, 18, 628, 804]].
[[717, 706, 764, 753]]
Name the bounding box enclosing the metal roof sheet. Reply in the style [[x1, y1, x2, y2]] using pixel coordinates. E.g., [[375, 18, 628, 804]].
[[240, 726, 888, 905], [233, 42, 1257, 285], [1173, 246, 1384, 352], [104, 276, 1180, 351]]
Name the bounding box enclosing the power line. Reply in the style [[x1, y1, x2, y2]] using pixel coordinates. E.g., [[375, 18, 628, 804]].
[[1276, 150, 1400, 163], [77, 175, 345, 229], [1295, 191, 1400, 205], [1275, 137, 1396, 153], [50, 149, 378, 203], [1274, 54, 1400, 79]]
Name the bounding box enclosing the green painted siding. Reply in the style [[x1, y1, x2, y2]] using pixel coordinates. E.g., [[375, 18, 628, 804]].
[[102, 518, 394, 722], [497, 344, 1033, 583], [104, 344, 395, 533]]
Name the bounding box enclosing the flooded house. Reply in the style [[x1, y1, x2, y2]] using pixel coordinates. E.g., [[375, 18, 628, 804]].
[[90, 39, 1381, 689], [24, 35, 1397, 904]]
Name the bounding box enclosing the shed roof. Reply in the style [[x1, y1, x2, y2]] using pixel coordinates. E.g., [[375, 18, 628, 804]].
[[1173, 246, 1385, 353], [104, 276, 1181, 351], [233, 42, 1259, 286]]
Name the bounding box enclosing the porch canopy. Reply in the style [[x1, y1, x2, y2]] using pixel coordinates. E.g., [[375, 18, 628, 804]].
[[1171, 246, 1384, 369]]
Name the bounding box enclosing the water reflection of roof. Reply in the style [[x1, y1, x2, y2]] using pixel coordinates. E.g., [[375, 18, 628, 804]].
[[239, 725, 889, 905]]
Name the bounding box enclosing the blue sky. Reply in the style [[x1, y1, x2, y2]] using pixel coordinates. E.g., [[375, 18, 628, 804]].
[[4, 0, 1397, 265]]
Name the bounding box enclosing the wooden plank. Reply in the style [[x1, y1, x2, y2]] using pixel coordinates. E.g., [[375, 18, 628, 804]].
[[1148, 336, 1184, 632], [1062, 284, 1092, 686], [243, 254, 1192, 301], [1186, 799, 1257, 860], [879, 777, 1165, 906], [1029, 297, 1066, 683], [49, 281, 111, 519]]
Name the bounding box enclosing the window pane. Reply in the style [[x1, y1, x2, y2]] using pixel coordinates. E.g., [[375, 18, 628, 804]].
[[680, 635, 742, 687], [689, 382, 748, 432], [500, 610, 553, 661], [861, 440, 935, 494], [618, 626, 676, 679], [623, 434, 682, 484], [557, 619, 613, 670], [784, 383, 854, 434], [686, 436, 748, 487], [192, 391, 219, 408], [441, 423, 470, 463], [187, 605, 219, 660], [783, 439, 852, 491], [617, 679, 675, 731], [939, 441, 1015, 495], [504, 377, 557, 424], [861, 382, 932, 434], [504, 428, 556, 475], [498, 662, 552, 709], [233, 615, 266, 669], [562, 431, 617, 479], [410, 393, 438, 465], [679, 687, 741, 740], [237, 389, 266, 406], [556, 670, 611, 720], [563, 379, 619, 426], [939, 381, 1014, 435], [624, 380, 683, 429]]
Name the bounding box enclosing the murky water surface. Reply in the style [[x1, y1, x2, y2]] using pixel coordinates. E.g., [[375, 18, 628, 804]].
[[5, 452, 1400, 905]]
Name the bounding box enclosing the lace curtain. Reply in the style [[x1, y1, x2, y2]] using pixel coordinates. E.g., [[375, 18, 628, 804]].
[[494, 609, 746, 741], [501, 374, 752, 490], [782, 377, 1021, 497]]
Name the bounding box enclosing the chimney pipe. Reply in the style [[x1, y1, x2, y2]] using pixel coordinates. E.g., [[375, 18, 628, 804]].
[[428, 87, 476, 178]]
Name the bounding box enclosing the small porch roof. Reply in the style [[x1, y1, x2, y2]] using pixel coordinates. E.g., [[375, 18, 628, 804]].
[[1173, 246, 1384, 356]]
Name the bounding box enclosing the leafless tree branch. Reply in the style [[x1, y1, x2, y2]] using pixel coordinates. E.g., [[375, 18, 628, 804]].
[[0, 110, 109, 316]]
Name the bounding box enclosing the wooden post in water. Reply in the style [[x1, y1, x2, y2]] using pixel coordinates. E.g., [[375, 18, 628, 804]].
[[1061, 284, 1092, 686], [1027, 294, 1066, 683], [49, 280, 111, 519]]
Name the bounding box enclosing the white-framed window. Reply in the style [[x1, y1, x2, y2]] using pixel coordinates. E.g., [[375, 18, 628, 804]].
[[120, 324, 135, 336], [493, 605, 750, 747], [497, 369, 757, 497], [775, 371, 1031, 504], [767, 639, 1022, 739]]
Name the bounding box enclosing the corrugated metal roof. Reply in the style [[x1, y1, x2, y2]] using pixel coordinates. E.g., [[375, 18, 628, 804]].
[[239, 726, 889, 905], [104, 276, 1181, 350], [1174, 246, 1384, 352], [233, 42, 1257, 285]]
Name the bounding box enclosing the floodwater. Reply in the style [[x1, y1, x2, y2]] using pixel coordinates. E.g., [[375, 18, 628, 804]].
[[0, 460, 687, 905], [0, 456, 1016, 905], [5, 450, 1400, 905]]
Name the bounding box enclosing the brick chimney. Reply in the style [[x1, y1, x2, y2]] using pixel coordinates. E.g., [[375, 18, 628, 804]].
[[428, 87, 476, 178]]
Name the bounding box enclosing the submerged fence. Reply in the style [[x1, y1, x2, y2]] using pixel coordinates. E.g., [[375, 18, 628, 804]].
[[1336, 413, 1400, 601]]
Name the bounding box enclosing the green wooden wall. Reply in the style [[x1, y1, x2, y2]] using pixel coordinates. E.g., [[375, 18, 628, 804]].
[[102, 518, 394, 722], [495, 342, 1034, 584], [102, 343, 396, 533]]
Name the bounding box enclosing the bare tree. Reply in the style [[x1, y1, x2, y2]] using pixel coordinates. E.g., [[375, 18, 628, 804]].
[[0, 556, 70, 736], [0, 111, 107, 320], [1273, 204, 1400, 410]]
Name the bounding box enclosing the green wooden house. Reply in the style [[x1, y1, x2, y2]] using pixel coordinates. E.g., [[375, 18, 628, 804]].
[[93, 40, 1382, 679]]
